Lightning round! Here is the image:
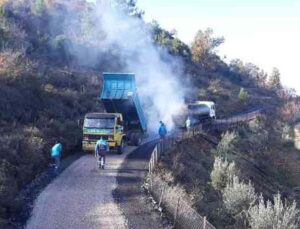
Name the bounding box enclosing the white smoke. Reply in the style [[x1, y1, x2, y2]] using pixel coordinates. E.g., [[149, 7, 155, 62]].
[[68, 0, 186, 131]]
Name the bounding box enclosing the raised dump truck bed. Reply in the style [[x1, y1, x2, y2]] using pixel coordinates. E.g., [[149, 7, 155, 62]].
[[100, 73, 147, 144]]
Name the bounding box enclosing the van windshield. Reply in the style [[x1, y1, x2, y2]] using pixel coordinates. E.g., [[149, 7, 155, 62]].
[[84, 118, 115, 129], [188, 104, 209, 110]]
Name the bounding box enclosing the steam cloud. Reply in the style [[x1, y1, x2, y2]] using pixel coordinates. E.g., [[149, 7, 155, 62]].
[[66, 0, 186, 131]]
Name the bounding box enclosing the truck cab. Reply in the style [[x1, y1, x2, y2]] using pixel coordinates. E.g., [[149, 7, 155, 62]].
[[82, 72, 147, 153], [82, 113, 125, 154], [188, 101, 216, 120]]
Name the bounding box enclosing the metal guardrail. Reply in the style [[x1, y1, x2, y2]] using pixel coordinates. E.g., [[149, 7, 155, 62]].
[[148, 134, 215, 229], [206, 108, 263, 131]]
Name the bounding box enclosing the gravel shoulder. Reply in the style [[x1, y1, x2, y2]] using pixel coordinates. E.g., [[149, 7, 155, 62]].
[[26, 147, 135, 229], [113, 140, 168, 229]]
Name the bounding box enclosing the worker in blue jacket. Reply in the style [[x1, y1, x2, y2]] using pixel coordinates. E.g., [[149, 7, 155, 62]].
[[51, 140, 62, 169], [158, 121, 167, 139], [95, 137, 109, 169]]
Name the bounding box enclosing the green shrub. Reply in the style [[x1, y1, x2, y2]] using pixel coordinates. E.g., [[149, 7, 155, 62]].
[[223, 175, 256, 215], [247, 193, 300, 229], [248, 118, 263, 133], [211, 156, 236, 190], [212, 131, 238, 157], [239, 87, 248, 103], [282, 124, 293, 143], [31, 0, 46, 16]]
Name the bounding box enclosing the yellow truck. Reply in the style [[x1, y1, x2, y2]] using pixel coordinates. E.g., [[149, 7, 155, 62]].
[[82, 113, 125, 153], [82, 73, 147, 153]]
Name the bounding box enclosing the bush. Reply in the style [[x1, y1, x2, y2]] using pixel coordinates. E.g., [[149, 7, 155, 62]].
[[247, 193, 300, 229], [248, 118, 263, 133], [239, 87, 248, 103], [211, 156, 236, 190], [223, 175, 256, 215], [282, 124, 293, 143], [31, 0, 46, 16], [212, 131, 238, 157]]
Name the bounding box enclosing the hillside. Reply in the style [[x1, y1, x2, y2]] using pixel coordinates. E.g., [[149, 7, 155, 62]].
[[0, 0, 299, 228]]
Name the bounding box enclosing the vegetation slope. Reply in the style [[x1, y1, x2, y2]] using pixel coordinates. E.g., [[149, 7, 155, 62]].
[[0, 0, 299, 228]]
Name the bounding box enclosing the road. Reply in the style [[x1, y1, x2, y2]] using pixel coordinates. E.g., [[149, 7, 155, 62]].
[[26, 142, 164, 229]]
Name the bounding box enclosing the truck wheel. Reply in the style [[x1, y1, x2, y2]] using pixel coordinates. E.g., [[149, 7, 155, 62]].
[[129, 133, 136, 146], [117, 140, 124, 154], [133, 133, 142, 146]]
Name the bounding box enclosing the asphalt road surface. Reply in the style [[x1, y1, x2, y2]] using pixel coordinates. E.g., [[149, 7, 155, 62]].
[[26, 142, 165, 229]]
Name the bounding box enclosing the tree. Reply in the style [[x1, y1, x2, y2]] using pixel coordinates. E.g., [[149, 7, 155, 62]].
[[268, 67, 281, 89], [151, 21, 191, 58], [31, 0, 46, 16], [113, 0, 143, 17], [239, 87, 248, 104], [191, 28, 224, 67], [257, 70, 268, 87]]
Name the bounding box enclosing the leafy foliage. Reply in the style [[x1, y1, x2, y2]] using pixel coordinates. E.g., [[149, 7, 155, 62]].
[[31, 0, 46, 16], [228, 59, 269, 88], [211, 131, 238, 157], [239, 87, 249, 103], [191, 28, 224, 67], [268, 67, 281, 89], [247, 194, 300, 229], [151, 20, 191, 58], [211, 157, 236, 190], [282, 124, 293, 143], [223, 175, 257, 215]]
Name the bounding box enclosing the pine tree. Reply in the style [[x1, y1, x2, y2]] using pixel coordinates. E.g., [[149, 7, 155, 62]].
[[268, 67, 281, 89]]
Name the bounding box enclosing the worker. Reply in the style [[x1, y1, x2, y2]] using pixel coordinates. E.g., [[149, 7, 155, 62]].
[[186, 116, 191, 135], [51, 140, 62, 169], [158, 121, 167, 152], [95, 137, 109, 169], [158, 121, 167, 139]]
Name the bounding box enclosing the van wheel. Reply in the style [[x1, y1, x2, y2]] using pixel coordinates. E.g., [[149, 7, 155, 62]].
[[117, 140, 124, 154]]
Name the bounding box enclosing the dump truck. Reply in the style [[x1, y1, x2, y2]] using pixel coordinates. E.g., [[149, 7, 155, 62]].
[[82, 73, 147, 153]]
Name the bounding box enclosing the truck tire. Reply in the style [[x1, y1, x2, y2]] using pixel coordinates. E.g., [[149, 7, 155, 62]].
[[117, 140, 124, 154], [133, 133, 142, 146], [129, 133, 135, 146]]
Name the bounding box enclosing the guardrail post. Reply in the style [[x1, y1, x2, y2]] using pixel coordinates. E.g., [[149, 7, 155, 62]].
[[150, 172, 153, 191], [203, 216, 207, 229], [158, 186, 165, 208], [152, 153, 155, 170], [158, 141, 161, 154], [174, 197, 181, 226], [154, 146, 158, 164]]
